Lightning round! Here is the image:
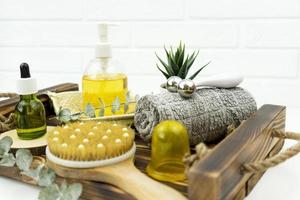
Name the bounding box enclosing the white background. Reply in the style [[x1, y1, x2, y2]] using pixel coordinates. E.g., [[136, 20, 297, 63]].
[[0, 0, 300, 199]]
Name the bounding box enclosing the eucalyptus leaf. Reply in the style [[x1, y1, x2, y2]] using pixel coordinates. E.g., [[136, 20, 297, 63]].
[[38, 183, 60, 200], [111, 97, 120, 114], [85, 103, 95, 118], [58, 108, 71, 123], [16, 149, 33, 171], [62, 183, 83, 200], [98, 108, 105, 117], [0, 136, 13, 155], [70, 113, 82, 121], [23, 164, 44, 181], [41, 181, 82, 200], [0, 153, 15, 167], [125, 92, 131, 103], [124, 103, 129, 114], [98, 98, 105, 117], [38, 167, 56, 187], [60, 180, 68, 194]]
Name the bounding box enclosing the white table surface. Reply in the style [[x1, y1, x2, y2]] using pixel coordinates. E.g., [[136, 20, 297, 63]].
[[0, 108, 300, 200]]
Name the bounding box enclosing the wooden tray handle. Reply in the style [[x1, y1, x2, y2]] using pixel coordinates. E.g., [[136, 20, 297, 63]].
[[187, 129, 300, 175], [243, 130, 300, 173]]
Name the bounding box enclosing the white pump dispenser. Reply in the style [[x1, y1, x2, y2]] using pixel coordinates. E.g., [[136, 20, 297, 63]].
[[95, 23, 116, 58], [82, 23, 129, 116]]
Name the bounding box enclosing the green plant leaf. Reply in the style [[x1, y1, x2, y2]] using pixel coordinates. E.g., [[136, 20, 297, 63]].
[[0, 136, 13, 155], [38, 167, 56, 187], [124, 103, 129, 114], [124, 92, 131, 114], [98, 108, 105, 117], [63, 183, 83, 200], [175, 43, 180, 62], [85, 103, 95, 118], [58, 108, 71, 123], [38, 183, 60, 200], [155, 52, 175, 76], [16, 149, 32, 171], [177, 55, 189, 78], [125, 91, 131, 103], [189, 61, 210, 80], [164, 46, 172, 70], [23, 164, 44, 182], [70, 113, 82, 121], [185, 51, 199, 75], [0, 153, 15, 167], [168, 46, 180, 74], [98, 98, 105, 117], [111, 97, 120, 114], [156, 64, 170, 79], [60, 180, 68, 194], [177, 43, 185, 68], [168, 55, 180, 75]]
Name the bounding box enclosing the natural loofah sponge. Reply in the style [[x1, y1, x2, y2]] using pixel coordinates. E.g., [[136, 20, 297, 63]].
[[134, 87, 257, 145]]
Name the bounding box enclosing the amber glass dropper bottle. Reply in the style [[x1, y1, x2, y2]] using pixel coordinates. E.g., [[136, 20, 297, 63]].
[[15, 63, 47, 140]]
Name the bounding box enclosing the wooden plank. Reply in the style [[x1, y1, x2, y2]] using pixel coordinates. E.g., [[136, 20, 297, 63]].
[[188, 104, 286, 200]]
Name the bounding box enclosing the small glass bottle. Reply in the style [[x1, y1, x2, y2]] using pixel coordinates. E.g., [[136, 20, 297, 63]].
[[15, 63, 47, 140]]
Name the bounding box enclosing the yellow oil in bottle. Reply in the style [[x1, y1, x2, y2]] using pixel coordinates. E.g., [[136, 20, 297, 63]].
[[82, 73, 128, 116], [146, 120, 190, 182]]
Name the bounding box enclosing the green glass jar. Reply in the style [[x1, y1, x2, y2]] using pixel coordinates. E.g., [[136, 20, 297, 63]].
[[15, 94, 46, 139], [15, 63, 47, 140]]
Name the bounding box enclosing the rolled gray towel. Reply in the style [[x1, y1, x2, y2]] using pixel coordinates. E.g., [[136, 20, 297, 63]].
[[134, 87, 257, 145]]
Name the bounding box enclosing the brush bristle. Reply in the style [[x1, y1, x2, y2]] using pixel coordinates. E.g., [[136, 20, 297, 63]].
[[47, 121, 135, 161]]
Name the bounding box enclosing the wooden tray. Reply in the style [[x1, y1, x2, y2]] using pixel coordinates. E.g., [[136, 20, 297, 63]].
[[0, 83, 285, 200]]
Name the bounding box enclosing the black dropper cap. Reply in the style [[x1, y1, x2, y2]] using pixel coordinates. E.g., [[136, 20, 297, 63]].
[[20, 63, 31, 78]]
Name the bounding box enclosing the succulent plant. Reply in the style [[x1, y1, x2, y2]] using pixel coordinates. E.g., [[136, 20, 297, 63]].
[[156, 42, 210, 80]]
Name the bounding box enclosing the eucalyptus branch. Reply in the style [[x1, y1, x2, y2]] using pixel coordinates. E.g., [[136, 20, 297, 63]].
[[56, 92, 140, 123], [0, 136, 82, 200]]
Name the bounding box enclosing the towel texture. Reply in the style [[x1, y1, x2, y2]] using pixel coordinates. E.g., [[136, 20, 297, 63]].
[[134, 87, 257, 145]]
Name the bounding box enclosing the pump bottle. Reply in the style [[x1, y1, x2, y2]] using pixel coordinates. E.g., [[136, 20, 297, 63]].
[[82, 23, 128, 116]]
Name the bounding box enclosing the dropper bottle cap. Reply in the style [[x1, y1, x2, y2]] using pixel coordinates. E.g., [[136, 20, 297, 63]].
[[16, 63, 38, 95]]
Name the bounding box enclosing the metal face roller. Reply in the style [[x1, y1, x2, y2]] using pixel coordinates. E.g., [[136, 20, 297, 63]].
[[166, 76, 182, 93], [177, 79, 196, 98], [167, 73, 244, 98]]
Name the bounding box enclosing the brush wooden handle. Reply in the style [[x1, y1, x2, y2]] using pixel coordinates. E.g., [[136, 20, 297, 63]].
[[47, 158, 186, 200]]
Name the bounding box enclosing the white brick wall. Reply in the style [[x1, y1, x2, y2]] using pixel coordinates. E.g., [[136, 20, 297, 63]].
[[0, 0, 300, 110]]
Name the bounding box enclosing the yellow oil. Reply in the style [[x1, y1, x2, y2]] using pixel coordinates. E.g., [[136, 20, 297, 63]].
[[146, 120, 190, 182], [82, 74, 129, 116]]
